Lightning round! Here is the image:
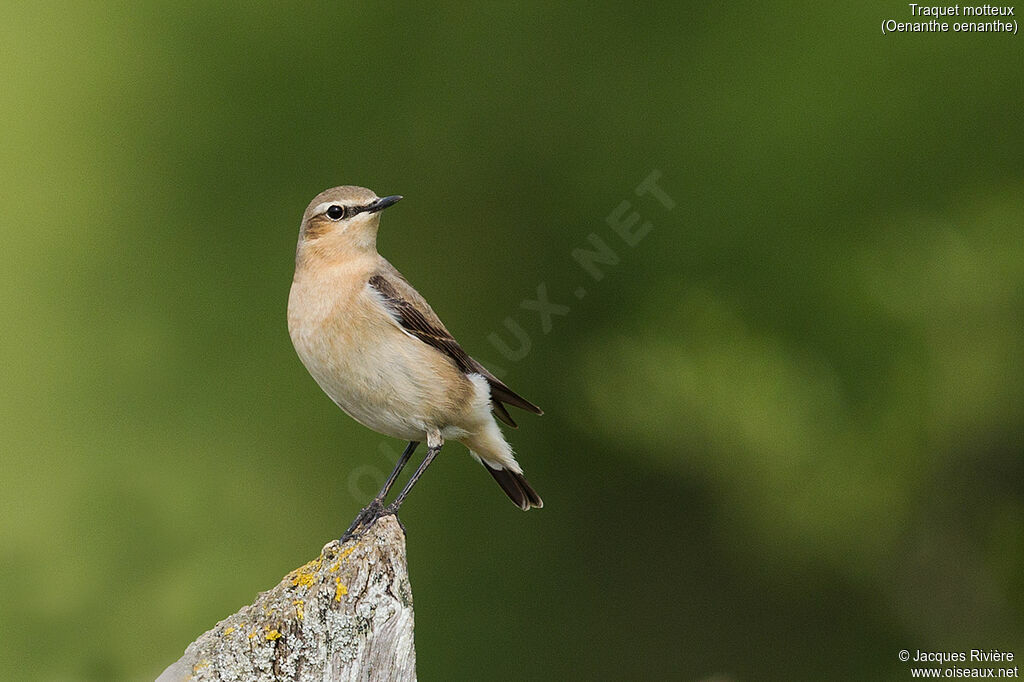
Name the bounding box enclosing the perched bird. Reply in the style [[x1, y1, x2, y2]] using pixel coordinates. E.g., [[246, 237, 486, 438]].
[[287, 186, 543, 535]]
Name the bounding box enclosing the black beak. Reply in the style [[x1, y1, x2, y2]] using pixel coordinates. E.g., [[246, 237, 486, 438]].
[[365, 195, 403, 214]]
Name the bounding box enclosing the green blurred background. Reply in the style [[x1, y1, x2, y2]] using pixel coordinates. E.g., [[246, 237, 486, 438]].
[[2, 2, 1022, 680]]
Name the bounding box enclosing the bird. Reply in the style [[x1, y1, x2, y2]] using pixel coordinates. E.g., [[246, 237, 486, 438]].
[[287, 185, 543, 537]]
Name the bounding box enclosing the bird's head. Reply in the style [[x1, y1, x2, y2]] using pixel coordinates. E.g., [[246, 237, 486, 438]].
[[296, 185, 402, 259]]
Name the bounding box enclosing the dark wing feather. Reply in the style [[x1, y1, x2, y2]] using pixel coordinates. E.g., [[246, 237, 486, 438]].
[[368, 272, 542, 427], [468, 361, 543, 417]]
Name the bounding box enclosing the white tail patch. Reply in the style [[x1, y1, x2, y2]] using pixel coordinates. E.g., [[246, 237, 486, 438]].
[[460, 374, 522, 472]]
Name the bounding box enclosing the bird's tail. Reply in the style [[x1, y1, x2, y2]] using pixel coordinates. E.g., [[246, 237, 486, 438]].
[[479, 460, 543, 511], [464, 422, 542, 510]]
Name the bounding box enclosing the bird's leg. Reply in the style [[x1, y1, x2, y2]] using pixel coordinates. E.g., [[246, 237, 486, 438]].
[[384, 430, 443, 516], [375, 440, 419, 503], [384, 446, 441, 514], [341, 440, 419, 541]]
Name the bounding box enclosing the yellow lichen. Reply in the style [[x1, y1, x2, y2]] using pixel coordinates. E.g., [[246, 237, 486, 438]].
[[290, 557, 323, 588], [329, 547, 355, 572], [194, 659, 210, 671], [265, 629, 282, 641], [248, 630, 259, 640], [223, 626, 235, 636], [335, 577, 348, 602], [293, 599, 305, 621]]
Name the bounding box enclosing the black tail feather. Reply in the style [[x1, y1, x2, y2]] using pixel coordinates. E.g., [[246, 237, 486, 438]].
[[484, 464, 543, 510]]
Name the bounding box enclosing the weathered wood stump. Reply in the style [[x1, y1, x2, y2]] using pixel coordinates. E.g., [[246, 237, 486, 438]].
[[157, 516, 416, 681]]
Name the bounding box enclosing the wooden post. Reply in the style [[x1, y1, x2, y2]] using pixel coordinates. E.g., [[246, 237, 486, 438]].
[[157, 516, 416, 681]]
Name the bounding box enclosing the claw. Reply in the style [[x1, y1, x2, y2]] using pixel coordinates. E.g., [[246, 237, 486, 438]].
[[340, 499, 386, 542]]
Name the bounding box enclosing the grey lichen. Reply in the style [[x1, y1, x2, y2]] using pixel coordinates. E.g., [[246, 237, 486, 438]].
[[157, 516, 416, 682]]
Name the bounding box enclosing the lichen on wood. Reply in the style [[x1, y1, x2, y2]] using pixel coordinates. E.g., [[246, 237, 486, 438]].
[[157, 516, 416, 682]]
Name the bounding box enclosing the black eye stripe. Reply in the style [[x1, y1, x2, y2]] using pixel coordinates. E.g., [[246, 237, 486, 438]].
[[324, 200, 383, 221]]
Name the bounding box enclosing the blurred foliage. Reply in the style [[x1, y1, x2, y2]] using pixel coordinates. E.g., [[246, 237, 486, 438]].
[[1, 2, 1022, 680]]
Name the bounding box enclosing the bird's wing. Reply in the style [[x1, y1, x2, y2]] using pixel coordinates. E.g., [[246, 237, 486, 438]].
[[367, 265, 542, 427]]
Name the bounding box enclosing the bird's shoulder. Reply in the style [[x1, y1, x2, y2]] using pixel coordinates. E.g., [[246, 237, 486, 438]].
[[366, 260, 477, 371], [367, 260, 452, 332]]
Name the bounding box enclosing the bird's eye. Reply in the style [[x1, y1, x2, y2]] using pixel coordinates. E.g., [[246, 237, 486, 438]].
[[326, 205, 346, 220]]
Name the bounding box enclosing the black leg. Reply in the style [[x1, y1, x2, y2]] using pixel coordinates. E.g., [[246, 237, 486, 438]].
[[341, 441, 419, 541], [375, 441, 419, 503], [385, 443, 442, 515]]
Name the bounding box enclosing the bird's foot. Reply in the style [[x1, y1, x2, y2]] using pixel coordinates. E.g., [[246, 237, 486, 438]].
[[340, 499, 385, 542]]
